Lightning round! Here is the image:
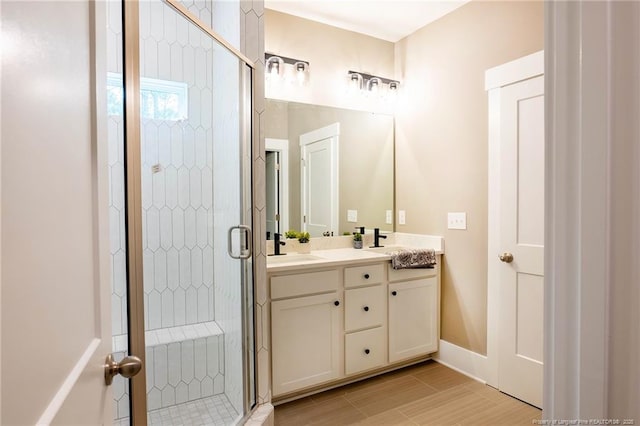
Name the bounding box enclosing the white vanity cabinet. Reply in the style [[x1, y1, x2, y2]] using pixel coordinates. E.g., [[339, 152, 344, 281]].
[[388, 266, 439, 363], [269, 255, 441, 399], [270, 270, 343, 396]]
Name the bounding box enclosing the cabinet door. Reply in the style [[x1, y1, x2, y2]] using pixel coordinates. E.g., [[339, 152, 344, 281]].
[[271, 292, 343, 396], [389, 278, 438, 363]]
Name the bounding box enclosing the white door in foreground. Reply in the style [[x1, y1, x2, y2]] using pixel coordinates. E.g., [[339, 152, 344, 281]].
[[498, 74, 545, 409], [1, 2, 113, 423]]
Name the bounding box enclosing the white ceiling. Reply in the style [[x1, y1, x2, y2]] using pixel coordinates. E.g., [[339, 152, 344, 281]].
[[264, 0, 471, 42]]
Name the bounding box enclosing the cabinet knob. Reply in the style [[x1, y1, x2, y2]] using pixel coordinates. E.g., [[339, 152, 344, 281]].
[[334, 300, 340, 306], [391, 291, 397, 296], [364, 273, 370, 279], [363, 306, 369, 312], [364, 349, 370, 355]]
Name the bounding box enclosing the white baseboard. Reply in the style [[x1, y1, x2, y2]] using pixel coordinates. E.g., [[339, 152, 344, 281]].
[[433, 339, 489, 384]]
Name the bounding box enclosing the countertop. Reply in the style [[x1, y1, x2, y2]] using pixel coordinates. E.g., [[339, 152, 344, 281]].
[[266, 246, 443, 273]]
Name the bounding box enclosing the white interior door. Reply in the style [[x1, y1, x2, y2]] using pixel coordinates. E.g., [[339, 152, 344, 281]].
[[266, 138, 290, 237], [266, 151, 279, 237], [300, 124, 339, 237], [1, 1, 112, 424], [498, 74, 545, 409]]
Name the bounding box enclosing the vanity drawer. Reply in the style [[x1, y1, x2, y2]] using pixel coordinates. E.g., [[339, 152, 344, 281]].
[[345, 327, 386, 375], [271, 269, 339, 300], [388, 264, 437, 282], [345, 285, 385, 331], [344, 264, 385, 288]]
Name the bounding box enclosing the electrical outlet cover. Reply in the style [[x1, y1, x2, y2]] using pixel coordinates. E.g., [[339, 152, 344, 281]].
[[398, 210, 406, 225]]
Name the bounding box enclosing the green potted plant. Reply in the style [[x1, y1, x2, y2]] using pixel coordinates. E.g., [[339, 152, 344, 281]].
[[285, 230, 298, 239], [353, 232, 363, 249], [297, 231, 311, 253]]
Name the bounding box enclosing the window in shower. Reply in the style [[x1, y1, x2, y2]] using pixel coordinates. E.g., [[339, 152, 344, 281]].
[[106, 73, 188, 121]]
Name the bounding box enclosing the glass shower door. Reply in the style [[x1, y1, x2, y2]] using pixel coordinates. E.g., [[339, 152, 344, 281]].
[[139, 1, 254, 423], [112, 0, 255, 424]]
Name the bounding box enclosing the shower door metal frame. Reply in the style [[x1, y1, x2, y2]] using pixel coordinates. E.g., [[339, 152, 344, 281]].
[[122, 1, 257, 424]]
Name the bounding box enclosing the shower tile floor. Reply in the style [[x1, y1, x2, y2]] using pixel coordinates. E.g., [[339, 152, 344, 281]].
[[115, 394, 239, 426]]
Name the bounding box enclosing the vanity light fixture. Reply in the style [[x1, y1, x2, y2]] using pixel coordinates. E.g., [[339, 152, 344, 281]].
[[348, 70, 400, 99], [265, 53, 310, 85]]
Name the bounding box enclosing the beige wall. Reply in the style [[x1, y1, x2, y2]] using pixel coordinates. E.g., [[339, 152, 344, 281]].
[[265, 9, 395, 112], [394, 0, 543, 354]]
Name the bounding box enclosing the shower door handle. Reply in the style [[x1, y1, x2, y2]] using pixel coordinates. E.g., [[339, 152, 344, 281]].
[[228, 225, 253, 259]]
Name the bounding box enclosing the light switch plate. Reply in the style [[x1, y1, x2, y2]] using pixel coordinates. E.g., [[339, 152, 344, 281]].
[[385, 210, 393, 224], [398, 210, 406, 225], [448, 212, 467, 230], [347, 209, 358, 223]]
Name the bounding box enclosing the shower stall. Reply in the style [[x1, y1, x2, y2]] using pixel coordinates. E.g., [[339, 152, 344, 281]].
[[106, 1, 255, 424]]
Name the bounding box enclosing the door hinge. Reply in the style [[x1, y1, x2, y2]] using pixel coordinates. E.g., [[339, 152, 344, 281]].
[[275, 214, 280, 221], [275, 163, 280, 171], [303, 215, 306, 223]]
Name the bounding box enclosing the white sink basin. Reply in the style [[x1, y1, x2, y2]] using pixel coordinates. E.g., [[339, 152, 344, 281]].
[[266, 254, 325, 265]]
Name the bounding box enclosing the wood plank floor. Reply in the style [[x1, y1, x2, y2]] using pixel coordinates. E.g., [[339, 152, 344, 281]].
[[274, 360, 541, 425]]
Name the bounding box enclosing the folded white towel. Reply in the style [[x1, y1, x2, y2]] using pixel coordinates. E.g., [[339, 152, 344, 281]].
[[390, 248, 436, 270]]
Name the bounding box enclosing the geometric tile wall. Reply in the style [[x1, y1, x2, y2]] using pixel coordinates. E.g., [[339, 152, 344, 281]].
[[139, 0, 216, 332], [107, 0, 128, 339], [238, 0, 270, 409], [109, 0, 223, 339]]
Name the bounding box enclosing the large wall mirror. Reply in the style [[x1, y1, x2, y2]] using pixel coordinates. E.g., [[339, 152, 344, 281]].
[[265, 99, 394, 238]]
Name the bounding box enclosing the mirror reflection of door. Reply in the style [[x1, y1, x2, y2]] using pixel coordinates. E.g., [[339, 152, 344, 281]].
[[266, 151, 280, 239], [265, 138, 290, 240], [300, 123, 339, 237]]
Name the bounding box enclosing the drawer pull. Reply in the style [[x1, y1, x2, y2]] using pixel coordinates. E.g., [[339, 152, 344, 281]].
[[334, 300, 340, 306], [364, 349, 370, 355], [391, 291, 397, 296], [363, 306, 369, 312], [363, 273, 370, 279]]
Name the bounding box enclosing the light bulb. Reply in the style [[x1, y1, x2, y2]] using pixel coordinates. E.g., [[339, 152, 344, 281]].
[[348, 73, 363, 93], [294, 62, 308, 86], [367, 77, 381, 97], [266, 56, 283, 80]]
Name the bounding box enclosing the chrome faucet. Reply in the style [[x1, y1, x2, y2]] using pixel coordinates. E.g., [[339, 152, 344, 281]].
[[370, 228, 387, 248], [272, 233, 286, 256]]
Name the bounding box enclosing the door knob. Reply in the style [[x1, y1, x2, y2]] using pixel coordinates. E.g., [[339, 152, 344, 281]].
[[499, 252, 514, 263], [105, 354, 142, 386]]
